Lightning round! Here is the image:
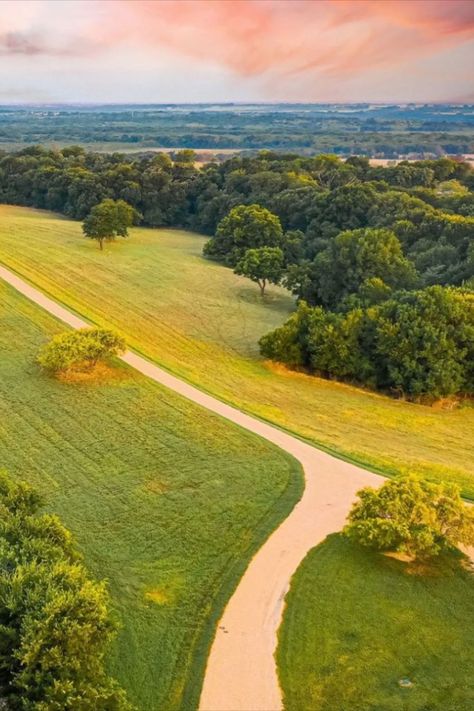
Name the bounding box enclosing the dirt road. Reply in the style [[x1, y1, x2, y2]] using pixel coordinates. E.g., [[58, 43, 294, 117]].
[[0, 264, 394, 710]]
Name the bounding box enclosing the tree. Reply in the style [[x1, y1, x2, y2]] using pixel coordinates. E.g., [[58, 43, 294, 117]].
[[82, 199, 138, 250], [371, 286, 474, 399], [312, 228, 419, 309], [259, 285, 474, 400], [38, 328, 126, 374], [204, 204, 283, 265], [173, 149, 196, 164], [0, 472, 133, 709], [344, 475, 474, 560], [234, 246, 284, 296]]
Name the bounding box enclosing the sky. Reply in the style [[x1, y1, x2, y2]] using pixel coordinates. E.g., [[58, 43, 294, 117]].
[[0, 0, 473, 104]]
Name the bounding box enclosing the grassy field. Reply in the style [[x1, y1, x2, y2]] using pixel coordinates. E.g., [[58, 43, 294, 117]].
[[277, 535, 474, 711], [0, 205, 473, 496], [0, 280, 302, 710]]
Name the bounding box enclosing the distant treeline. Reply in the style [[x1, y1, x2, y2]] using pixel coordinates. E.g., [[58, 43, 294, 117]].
[[1, 104, 473, 155]]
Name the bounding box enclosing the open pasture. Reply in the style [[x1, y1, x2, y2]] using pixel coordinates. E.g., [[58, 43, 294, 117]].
[[277, 535, 474, 711], [0, 205, 473, 496], [0, 280, 301, 710]]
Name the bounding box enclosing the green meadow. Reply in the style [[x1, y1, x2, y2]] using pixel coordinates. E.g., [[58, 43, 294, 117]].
[[0, 280, 302, 710], [1, 205, 473, 495], [277, 535, 474, 711]]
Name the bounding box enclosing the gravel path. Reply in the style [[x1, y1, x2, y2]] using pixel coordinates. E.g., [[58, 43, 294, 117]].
[[0, 264, 407, 710]]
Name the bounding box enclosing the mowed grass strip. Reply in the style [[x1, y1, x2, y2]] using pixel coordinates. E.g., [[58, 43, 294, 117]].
[[277, 535, 474, 711], [0, 205, 473, 495], [0, 281, 302, 711]]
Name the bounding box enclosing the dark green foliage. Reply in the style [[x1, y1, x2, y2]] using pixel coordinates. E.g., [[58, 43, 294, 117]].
[[204, 204, 283, 265], [345, 475, 474, 559], [2, 104, 474, 154], [369, 287, 474, 398], [0, 472, 132, 710], [308, 228, 418, 309], [259, 301, 313, 368], [82, 199, 139, 250], [0, 147, 471, 283], [260, 287, 474, 400], [305, 182, 382, 241], [234, 247, 284, 295], [37, 328, 126, 373], [0, 146, 472, 300]]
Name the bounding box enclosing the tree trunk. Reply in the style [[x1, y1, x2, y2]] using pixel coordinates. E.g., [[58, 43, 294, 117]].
[[99, 238, 103, 251], [258, 280, 266, 296]]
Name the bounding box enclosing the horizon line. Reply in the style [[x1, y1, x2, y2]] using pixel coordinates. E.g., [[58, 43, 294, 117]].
[[1, 101, 474, 107]]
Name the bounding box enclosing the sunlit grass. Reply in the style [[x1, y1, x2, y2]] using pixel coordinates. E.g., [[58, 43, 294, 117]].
[[0, 281, 302, 711], [0, 204, 473, 496], [277, 535, 474, 711]]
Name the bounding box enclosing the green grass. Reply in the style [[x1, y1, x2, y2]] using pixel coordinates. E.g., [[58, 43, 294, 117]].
[[0, 205, 473, 496], [277, 535, 474, 711], [0, 280, 302, 710]]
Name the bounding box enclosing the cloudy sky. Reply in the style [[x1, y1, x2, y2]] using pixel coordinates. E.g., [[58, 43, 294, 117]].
[[1, 0, 473, 104]]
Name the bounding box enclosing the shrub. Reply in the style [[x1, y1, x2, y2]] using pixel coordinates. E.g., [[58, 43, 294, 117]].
[[344, 475, 474, 560], [259, 301, 313, 368], [37, 328, 126, 374]]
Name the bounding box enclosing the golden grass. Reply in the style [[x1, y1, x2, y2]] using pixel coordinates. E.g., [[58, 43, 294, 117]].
[[1, 204, 473, 495]]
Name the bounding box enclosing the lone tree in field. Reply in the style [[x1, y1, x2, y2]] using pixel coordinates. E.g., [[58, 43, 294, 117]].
[[204, 203, 283, 265], [0, 472, 132, 709], [344, 475, 474, 560], [38, 328, 126, 374], [234, 246, 285, 296], [82, 199, 138, 250]]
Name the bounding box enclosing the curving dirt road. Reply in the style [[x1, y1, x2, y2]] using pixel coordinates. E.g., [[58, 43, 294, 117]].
[[0, 265, 400, 709]]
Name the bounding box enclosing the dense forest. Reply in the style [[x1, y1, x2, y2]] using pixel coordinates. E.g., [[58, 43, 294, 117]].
[[1, 103, 473, 156], [1, 145, 473, 400]]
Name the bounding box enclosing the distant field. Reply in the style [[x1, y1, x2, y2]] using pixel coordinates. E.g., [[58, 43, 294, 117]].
[[2, 103, 473, 155], [0, 142, 243, 157], [0, 280, 301, 710], [277, 535, 474, 711], [0, 205, 473, 495]]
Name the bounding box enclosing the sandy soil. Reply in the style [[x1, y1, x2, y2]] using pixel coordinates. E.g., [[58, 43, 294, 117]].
[[1, 264, 470, 711]]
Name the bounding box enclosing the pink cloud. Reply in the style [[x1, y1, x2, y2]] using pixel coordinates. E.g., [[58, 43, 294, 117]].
[[0, 0, 472, 101], [107, 0, 474, 80]]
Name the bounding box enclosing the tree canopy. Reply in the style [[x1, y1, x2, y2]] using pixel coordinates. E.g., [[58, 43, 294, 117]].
[[38, 328, 126, 374], [82, 199, 139, 250], [260, 287, 474, 400], [1, 147, 472, 287], [344, 475, 474, 560], [234, 247, 284, 296], [307, 227, 419, 309], [204, 204, 283, 265], [0, 472, 132, 709]]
